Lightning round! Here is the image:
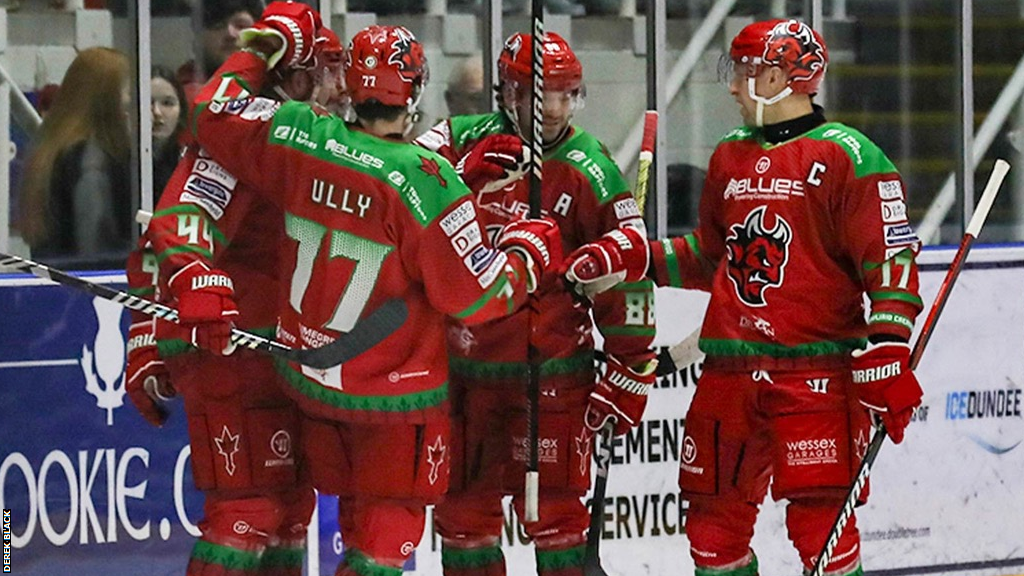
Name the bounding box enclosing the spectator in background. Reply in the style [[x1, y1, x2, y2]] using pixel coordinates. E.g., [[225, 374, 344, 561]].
[[17, 46, 132, 267], [177, 0, 263, 103], [444, 54, 488, 117], [151, 65, 186, 196]]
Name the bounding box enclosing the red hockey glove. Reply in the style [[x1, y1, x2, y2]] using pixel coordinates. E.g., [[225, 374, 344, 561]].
[[585, 355, 657, 436], [125, 319, 175, 427], [495, 217, 563, 293], [851, 342, 923, 444], [239, 1, 323, 70], [563, 225, 650, 299], [455, 134, 527, 195], [167, 261, 239, 355]]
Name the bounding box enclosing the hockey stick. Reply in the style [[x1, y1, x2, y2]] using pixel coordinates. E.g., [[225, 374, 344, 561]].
[[810, 158, 1010, 576], [655, 326, 703, 376], [632, 111, 705, 380], [582, 110, 659, 576], [523, 0, 546, 523], [595, 329, 701, 378], [0, 252, 407, 370], [582, 421, 614, 576], [633, 111, 659, 214]]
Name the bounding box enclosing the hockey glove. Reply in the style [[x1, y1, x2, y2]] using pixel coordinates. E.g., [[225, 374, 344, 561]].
[[495, 217, 563, 293], [455, 134, 528, 195], [586, 355, 657, 436], [564, 225, 650, 299], [125, 318, 175, 427], [851, 342, 923, 444], [167, 261, 239, 355], [239, 1, 323, 70]]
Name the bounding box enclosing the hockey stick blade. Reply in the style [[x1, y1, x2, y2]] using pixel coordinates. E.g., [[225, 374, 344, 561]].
[[652, 327, 702, 377], [810, 158, 1010, 576], [282, 298, 408, 369], [133, 210, 408, 366], [595, 327, 701, 378], [583, 110, 659, 576], [583, 422, 613, 576], [0, 252, 405, 369]]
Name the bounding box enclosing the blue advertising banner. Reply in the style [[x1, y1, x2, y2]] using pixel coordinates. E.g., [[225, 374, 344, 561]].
[[0, 272, 406, 576], [0, 272, 202, 576], [4, 246, 1024, 576]]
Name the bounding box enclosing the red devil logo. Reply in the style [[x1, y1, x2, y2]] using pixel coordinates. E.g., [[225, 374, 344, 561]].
[[388, 26, 420, 83], [725, 206, 791, 307], [764, 20, 826, 85]]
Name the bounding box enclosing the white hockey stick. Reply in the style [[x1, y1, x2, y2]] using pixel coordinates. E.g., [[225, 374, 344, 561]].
[[810, 159, 1010, 576], [657, 326, 703, 376]]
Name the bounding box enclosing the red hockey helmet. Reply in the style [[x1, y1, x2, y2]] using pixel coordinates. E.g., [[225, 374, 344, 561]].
[[312, 27, 346, 110], [729, 18, 828, 95], [497, 32, 582, 93], [344, 25, 428, 109], [317, 27, 345, 71]]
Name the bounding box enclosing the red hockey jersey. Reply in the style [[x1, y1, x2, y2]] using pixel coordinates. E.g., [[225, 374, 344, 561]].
[[417, 113, 656, 376], [190, 52, 535, 423], [651, 123, 923, 361], [148, 144, 282, 343]]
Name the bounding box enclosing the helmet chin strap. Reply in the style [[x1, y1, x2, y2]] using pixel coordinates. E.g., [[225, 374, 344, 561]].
[[273, 85, 293, 102], [402, 89, 425, 137], [501, 95, 524, 139], [747, 77, 792, 127]]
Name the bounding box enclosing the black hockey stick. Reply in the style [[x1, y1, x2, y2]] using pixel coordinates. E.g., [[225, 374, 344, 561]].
[[810, 158, 1010, 576], [582, 421, 614, 576], [582, 111, 659, 576], [596, 340, 701, 378], [0, 252, 406, 370], [523, 0, 546, 524]]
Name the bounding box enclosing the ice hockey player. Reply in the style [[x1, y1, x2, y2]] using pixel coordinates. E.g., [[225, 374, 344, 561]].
[[183, 5, 564, 576], [562, 18, 924, 576], [122, 9, 354, 576], [415, 31, 657, 576]]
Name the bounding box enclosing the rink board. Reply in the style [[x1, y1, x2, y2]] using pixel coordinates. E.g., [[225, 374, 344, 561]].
[[1, 245, 1022, 576]]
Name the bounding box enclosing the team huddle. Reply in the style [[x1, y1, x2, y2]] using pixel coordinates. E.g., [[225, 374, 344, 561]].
[[123, 3, 924, 576]]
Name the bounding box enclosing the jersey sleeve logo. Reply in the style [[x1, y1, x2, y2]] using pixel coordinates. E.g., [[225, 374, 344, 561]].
[[419, 156, 448, 188], [725, 205, 792, 307]]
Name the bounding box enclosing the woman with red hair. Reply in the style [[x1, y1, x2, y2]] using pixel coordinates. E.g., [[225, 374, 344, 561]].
[[18, 46, 132, 266]]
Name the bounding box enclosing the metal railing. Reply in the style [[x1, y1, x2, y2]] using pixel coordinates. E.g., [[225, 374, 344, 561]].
[[917, 52, 1024, 243], [0, 60, 44, 254], [613, 0, 737, 173]]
